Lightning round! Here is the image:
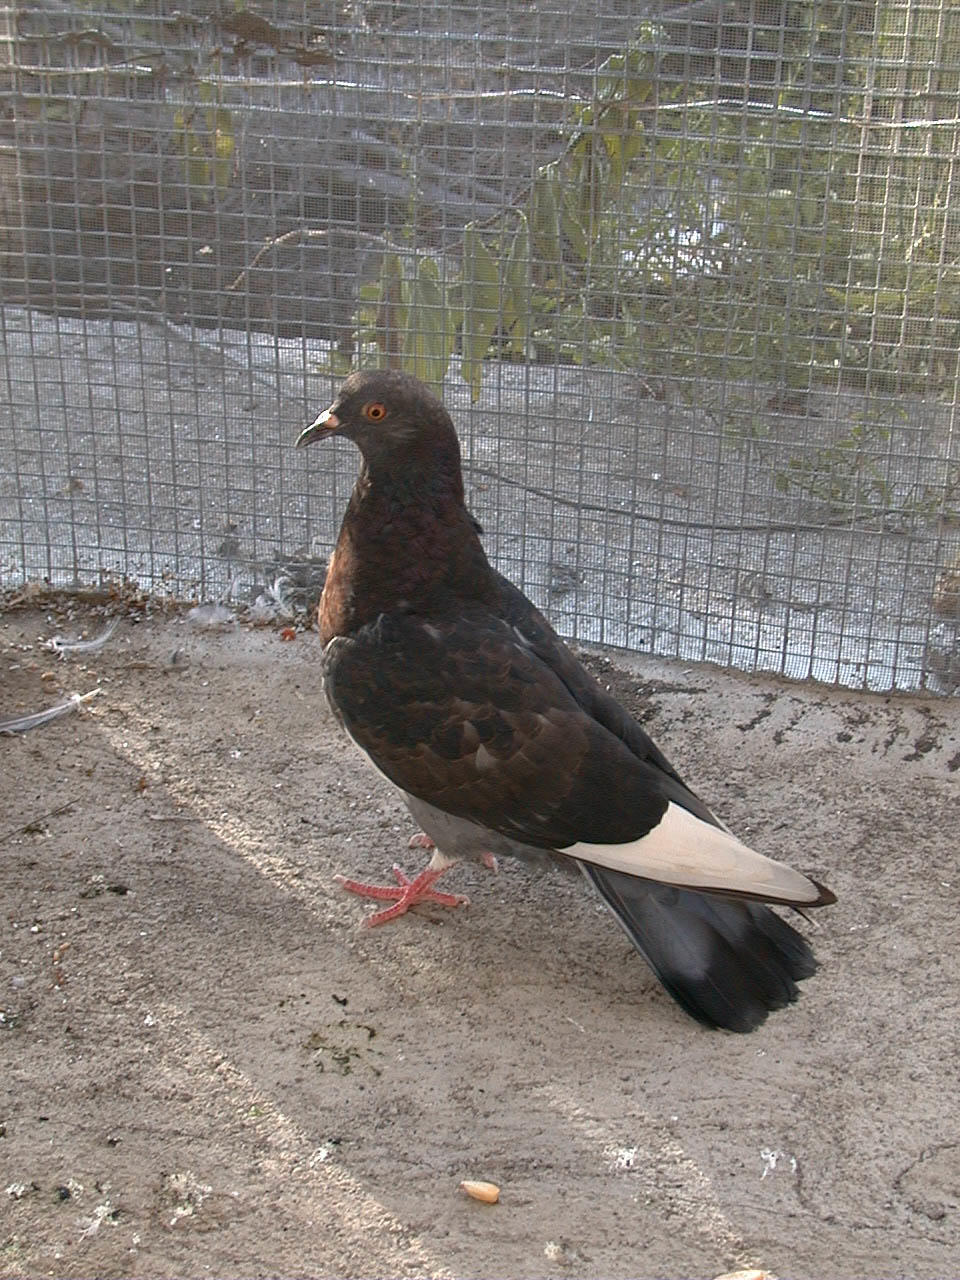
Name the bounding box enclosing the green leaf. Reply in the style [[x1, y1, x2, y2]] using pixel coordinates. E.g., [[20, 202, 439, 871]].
[[530, 166, 562, 276], [503, 214, 532, 359], [559, 190, 589, 264], [401, 257, 455, 392], [460, 225, 501, 401], [573, 133, 602, 230], [374, 253, 406, 364], [174, 112, 210, 191], [210, 107, 235, 193]]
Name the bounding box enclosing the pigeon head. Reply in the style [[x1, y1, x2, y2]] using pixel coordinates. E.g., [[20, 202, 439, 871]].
[[297, 369, 459, 466], [301, 369, 492, 640]]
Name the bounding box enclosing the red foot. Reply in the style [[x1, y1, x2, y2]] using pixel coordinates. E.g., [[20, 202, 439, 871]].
[[334, 863, 469, 927]]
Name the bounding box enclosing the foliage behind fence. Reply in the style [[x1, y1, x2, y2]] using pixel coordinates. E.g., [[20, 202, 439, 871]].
[[1, 0, 959, 692]]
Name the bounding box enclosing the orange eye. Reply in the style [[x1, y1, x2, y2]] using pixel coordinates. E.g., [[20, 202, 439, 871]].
[[363, 402, 387, 421]]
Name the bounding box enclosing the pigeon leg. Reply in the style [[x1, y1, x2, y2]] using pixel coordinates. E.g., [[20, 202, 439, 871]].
[[408, 830, 499, 873], [335, 862, 468, 927]]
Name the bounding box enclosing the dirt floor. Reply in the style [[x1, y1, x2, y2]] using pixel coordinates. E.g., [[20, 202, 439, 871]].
[[1, 600, 958, 1279]]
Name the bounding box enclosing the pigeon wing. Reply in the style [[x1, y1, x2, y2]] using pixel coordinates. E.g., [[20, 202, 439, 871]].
[[322, 605, 827, 907]]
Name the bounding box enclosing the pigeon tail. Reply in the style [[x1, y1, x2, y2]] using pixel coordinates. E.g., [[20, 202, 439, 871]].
[[581, 863, 816, 1032], [563, 800, 831, 908]]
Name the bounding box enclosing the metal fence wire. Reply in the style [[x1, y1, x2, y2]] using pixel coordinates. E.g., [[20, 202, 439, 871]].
[[1, 0, 959, 694]]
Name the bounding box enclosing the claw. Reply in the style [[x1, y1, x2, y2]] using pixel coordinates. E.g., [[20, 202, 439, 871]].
[[335, 864, 468, 926]]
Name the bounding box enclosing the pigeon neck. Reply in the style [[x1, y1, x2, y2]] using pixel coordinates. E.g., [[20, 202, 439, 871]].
[[319, 448, 496, 643], [361, 432, 466, 505]]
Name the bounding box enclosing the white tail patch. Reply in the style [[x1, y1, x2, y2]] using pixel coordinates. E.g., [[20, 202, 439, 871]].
[[563, 801, 821, 906]]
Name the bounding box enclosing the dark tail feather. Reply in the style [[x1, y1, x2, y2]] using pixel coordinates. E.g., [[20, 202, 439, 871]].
[[581, 863, 818, 1033]]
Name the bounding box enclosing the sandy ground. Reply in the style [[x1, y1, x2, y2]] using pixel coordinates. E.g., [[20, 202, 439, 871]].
[[1, 600, 958, 1279]]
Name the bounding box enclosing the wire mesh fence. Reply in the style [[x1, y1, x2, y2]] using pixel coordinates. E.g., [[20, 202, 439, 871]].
[[1, 0, 959, 693]]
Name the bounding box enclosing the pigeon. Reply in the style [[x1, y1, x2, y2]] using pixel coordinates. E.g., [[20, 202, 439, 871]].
[[296, 369, 835, 1031]]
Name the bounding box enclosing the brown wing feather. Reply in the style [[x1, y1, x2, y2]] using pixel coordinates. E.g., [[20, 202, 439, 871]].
[[322, 605, 670, 850]]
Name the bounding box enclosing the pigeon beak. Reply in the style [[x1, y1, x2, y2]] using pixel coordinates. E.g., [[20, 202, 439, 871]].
[[296, 406, 341, 448]]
